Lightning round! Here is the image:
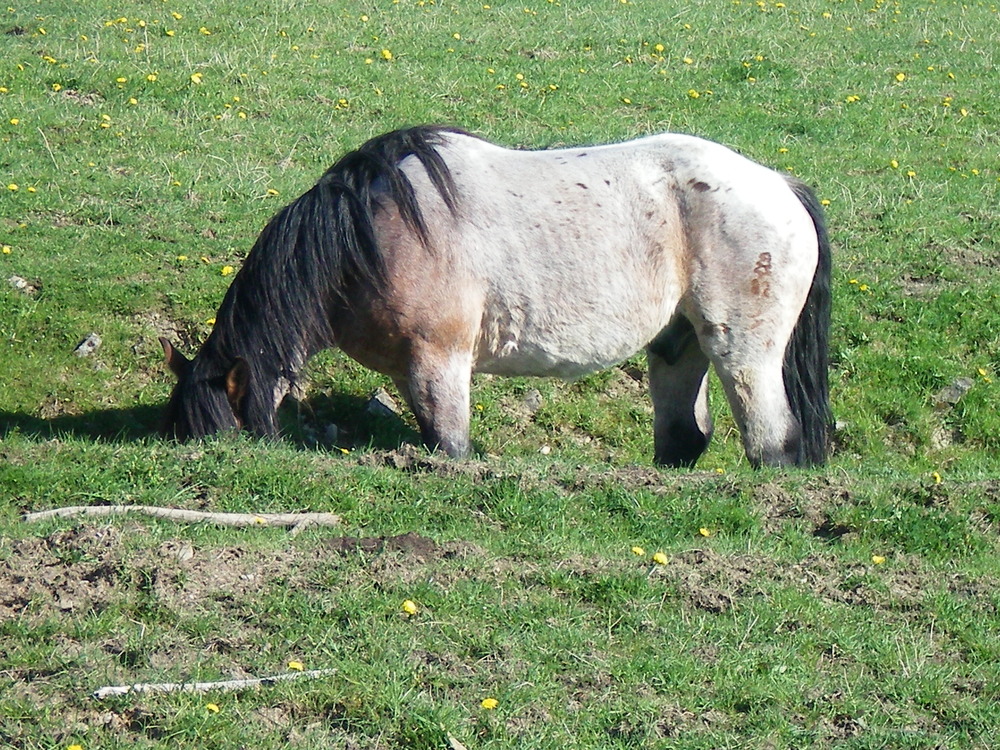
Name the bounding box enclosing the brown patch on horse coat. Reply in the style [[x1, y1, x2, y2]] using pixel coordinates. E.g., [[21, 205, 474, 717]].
[[750, 251, 773, 298], [336, 202, 482, 381]]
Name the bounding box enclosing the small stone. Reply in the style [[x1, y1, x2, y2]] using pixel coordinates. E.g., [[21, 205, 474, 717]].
[[366, 387, 401, 417], [521, 388, 543, 415], [8, 275, 37, 294], [933, 377, 974, 410], [73, 332, 102, 357]]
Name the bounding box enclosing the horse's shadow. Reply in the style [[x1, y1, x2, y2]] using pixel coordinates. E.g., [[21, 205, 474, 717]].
[[0, 393, 420, 451], [0, 405, 163, 442], [279, 391, 422, 452]]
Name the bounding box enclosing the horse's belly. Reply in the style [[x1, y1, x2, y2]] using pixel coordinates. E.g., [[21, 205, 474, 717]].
[[473, 305, 668, 379]]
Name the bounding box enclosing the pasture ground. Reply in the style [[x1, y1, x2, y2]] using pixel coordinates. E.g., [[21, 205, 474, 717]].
[[2, 0, 1000, 747]]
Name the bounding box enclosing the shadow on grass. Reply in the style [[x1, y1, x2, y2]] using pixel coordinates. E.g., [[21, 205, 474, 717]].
[[0, 393, 421, 452], [280, 392, 422, 452], [0, 405, 163, 442]]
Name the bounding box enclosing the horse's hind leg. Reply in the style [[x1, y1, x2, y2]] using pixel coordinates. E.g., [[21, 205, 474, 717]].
[[647, 315, 714, 467], [399, 347, 474, 458], [698, 323, 801, 467]]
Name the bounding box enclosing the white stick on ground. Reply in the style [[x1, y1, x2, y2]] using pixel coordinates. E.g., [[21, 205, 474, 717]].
[[23, 505, 341, 530], [93, 668, 338, 700]]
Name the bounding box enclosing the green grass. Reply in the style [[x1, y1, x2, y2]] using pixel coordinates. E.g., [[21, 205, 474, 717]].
[[3, 0, 1000, 747]]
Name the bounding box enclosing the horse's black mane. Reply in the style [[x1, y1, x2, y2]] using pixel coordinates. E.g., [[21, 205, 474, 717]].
[[191, 125, 467, 431]]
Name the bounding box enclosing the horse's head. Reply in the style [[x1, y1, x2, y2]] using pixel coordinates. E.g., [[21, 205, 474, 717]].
[[160, 337, 254, 441]]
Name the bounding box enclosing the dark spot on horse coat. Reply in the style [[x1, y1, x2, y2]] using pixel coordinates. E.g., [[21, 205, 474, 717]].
[[604, 179, 612, 186], [691, 180, 712, 192], [576, 182, 589, 190], [577, 152, 588, 157], [701, 322, 733, 358]]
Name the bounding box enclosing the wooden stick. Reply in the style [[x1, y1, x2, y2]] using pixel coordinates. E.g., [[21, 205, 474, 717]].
[[23, 505, 341, 530], [93, 668, 338, 700]]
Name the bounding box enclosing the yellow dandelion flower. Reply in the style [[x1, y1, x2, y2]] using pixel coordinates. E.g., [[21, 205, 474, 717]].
[[381, 49, 393, 60], [147, 73, 158, 82], [481, 698, 499, 710], [171, 11, 183, 19], [190, 72, 203, 84], [622, 97, 632, 104], [199, 26, 211, 35], [683, 57, 693, 64], [890, 159, 899, 169], [652, 551, 668, 565], [871, 555, 886, 565], [7, 183, 18, 191], [177, 254, 188, 261], [266, 188, 279, 196], [402, 599, 419, 615], [2, 245, 12, 254], [206, 317, 216, 326], [221, 265, 234, 276], [654, 43, 664, 52], [932, 471, 943, 484], [288, 660, 305, 671], [67, 745, 84, 750], [165, 29, 175, 36], [895, 72, 906, 82], [206, 703, 220, 713], [9, 118, 18, 125], [906, 170, 916, 178], [699, 527, 713, 537], [687, 89, 700, 99], [631, 545, 645, 556]]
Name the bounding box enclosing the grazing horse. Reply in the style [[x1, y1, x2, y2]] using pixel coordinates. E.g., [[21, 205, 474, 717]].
[[161, 126, 832, 467]]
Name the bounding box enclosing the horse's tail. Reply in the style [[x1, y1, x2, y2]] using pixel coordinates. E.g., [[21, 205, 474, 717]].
[[782, 178, 833, 466], [221, 126, 463, 355]]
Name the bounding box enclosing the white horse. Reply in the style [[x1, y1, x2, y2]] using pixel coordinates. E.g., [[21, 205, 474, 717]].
[[162, 126, 832, 467]]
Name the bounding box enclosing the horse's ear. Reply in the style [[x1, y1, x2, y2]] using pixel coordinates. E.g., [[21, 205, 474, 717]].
[[160, 337, 190, 379], [225, 358, 250, 415]]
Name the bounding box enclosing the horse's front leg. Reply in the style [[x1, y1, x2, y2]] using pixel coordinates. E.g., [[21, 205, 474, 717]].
[[400, 346, 474, 458]]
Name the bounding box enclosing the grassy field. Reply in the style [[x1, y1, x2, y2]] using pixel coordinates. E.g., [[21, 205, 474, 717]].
[[2, 0, 1000, 747]]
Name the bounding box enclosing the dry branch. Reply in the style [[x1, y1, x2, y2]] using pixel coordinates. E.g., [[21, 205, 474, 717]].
[[23, 505, 341, 531], [92, 668, 338, 700]]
